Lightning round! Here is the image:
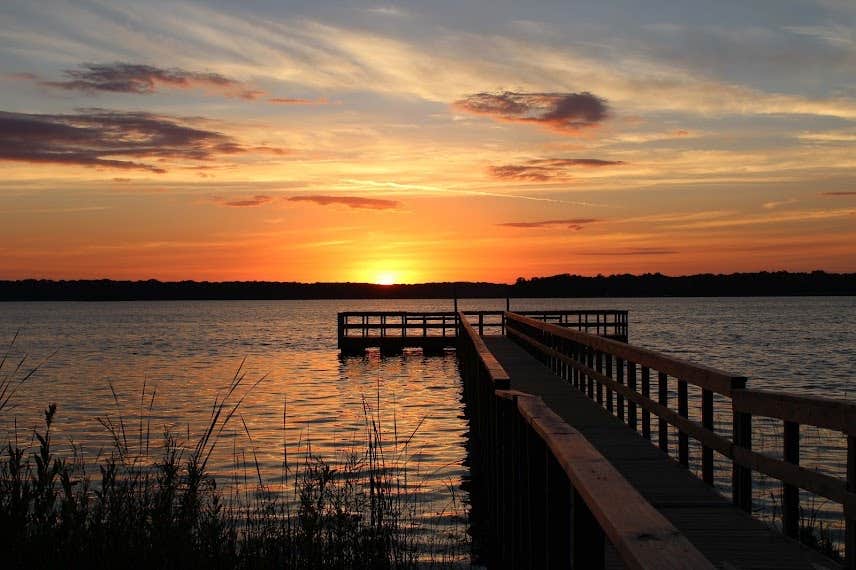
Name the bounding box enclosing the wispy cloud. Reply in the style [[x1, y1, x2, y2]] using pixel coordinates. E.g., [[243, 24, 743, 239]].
[[453, 91, 610, 134], [212, 194, 273, 207], [762, 197, 798, 209], [489, 158, 625, 182], [498, 218, 600, 230], [0, 109, 245, 173], [578, 248, 679, 256], [288, 195, 400, 209], [267, 97, 329, 105], [820, 191, 856, 196]]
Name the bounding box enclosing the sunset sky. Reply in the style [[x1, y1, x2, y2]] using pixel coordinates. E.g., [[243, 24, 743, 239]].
[[1, 1, 854, 283]]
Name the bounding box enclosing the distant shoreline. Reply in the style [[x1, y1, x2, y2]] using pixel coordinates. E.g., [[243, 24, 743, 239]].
[[1, 271, 853, 301]]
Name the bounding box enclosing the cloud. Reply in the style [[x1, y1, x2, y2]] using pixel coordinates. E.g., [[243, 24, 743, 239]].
[[762, 197, 798, 209], [578, 248, 679, 256], [0, 109, 244, 173], [498, 218, 599, 230], [268, 97, 329, 105], [489, 157, 625, 182], [31, 62, 324, 104], [820, 191, 856, 196], [453, 91, 609, 133], [37, 62, 259, 99], [212, 194, 273, 207], [288, 195, 400, 209]]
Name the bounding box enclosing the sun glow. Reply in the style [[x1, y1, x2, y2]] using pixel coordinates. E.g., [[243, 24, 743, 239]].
[[375, 273, 397, 285]]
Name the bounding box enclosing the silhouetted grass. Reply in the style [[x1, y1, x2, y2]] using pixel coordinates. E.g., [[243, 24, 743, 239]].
[[0, 363, 469, 569]]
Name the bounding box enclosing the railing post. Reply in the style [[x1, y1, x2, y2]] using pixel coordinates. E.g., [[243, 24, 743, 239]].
[[678, 379, 689, 467], [595, 351, 604, 405], [732, 409, 752, 513], [658, 372, 668, 453], [782, 420, 799, 539], [702, 389, 714, 485]]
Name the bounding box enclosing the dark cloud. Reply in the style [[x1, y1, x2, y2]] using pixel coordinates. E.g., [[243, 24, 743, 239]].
[[498, 218, 599, 229], [578, 248, 679, 256], [288, 195, 400, 210], [38, 62, 260, 98], [213, 194, 273, 207], [28, 62, 320, 103], [454, 91, 609, 133], [0, 109, 245, 173], [819, 191, 856, 196], [489, 157, 625, 182]]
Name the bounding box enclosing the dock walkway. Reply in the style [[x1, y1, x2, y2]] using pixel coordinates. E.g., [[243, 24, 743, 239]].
[[484, 335, 837, 569]]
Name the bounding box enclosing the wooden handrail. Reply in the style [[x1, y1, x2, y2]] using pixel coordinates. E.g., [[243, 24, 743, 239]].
[[732, 389, 856, 435], [505, 310, 856, 562], [493, 390, 714, 569], [507, 312, 744, 395], [457, 312, 509, 388]]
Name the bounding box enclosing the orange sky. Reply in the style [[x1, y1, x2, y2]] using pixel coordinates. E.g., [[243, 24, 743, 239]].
[[1, 2, 854, 283]]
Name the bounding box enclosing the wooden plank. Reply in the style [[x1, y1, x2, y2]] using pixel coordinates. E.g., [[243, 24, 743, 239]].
[[508, 314, 746, 395]]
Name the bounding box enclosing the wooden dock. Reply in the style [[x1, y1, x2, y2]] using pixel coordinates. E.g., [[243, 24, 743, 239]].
[[338, 309, 853, 569], [337, 309, 627, 355]]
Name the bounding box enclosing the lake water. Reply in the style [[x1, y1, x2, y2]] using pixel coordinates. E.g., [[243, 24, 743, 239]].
[[1, 297, 854, 558]]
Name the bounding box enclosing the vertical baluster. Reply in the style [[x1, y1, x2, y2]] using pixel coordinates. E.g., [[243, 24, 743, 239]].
[[702, 389, 714, 485], [848, 436, 856, 570], [658, 372, 668, 452], [586, 346, 594, 399], [678, 379, 689, 467], [606, 355, 614, 414], [732, 410, 752, 513], [641, 366, 651, 439], [571, 488, 605, 569], [596, 350, 604, 405], [546, 452, 571, 569], [627, 362, 637, 430], [617, 358, 625, 422], [782, 421, 799, 539]]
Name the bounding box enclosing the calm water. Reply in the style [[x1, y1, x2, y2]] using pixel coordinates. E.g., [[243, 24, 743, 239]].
[[1, 297, 855, 554]]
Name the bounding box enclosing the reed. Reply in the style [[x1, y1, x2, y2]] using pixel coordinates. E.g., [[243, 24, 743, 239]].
[[0, 363, 469, 569]]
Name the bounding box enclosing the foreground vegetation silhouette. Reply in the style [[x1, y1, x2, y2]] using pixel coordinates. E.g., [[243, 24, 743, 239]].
[[0, 356, 467, 569]]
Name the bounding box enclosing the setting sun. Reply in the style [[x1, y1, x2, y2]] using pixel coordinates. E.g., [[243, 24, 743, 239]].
[[375, 273, 397, 285]]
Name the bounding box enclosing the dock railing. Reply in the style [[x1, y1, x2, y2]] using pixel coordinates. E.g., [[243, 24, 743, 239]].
[[457, 312, 713, 569], [338, 309, 627, 343], [506, 311, 856, 566]]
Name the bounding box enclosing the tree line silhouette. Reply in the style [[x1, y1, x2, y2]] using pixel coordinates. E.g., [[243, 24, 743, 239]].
[[0, 271, 852, 301]]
